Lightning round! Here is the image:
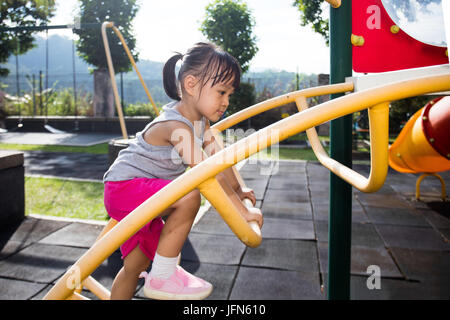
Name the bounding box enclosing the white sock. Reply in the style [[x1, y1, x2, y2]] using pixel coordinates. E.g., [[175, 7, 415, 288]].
[[149, 253, 180, 279]]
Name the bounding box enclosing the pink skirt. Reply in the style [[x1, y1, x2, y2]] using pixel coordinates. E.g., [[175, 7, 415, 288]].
[[104, 177, 172, 260]]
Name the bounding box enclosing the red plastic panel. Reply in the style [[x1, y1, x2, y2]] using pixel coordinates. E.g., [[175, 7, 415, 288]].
[[352, 0, 448, 73], [422, 97, 450, 159]]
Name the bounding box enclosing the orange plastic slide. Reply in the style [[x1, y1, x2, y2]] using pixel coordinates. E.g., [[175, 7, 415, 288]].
[[389, 96, 450, 174]]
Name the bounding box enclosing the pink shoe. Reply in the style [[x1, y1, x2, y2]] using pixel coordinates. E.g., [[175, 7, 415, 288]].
[[139, 266, 213, 300]]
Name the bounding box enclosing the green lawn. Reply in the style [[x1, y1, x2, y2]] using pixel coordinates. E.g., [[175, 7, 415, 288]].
[[10, 138, 362, 222], [0, 143, 108, 154], [25, 176, 109, 221]]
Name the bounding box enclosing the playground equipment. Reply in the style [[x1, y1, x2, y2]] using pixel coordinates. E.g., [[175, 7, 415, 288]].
[[42, 71, 450, 300], [388, 96, 450, 200], [43, 0, 449, 300]]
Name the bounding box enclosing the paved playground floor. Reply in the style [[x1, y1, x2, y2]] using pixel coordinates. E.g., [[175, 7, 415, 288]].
[[0, 141, 449, 300]]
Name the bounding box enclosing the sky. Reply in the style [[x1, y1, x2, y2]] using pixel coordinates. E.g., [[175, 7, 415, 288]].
[[46, 0, 330, 74]]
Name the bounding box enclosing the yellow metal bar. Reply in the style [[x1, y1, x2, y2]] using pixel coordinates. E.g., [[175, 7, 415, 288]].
[[43, 73, 450, 300], [94, 219, 118, 243], [296, 96, 390, 193], [325, 0, 342, 8], [82, 276, 111, 300], [210, 129, 246, 186], [110, 26, 160, 116], [212, 82, 354, 132], [416, 173, 447, 201], [198, 178, 261, 247], [101, 21, 128, 140], [67, 292, 90, 300]]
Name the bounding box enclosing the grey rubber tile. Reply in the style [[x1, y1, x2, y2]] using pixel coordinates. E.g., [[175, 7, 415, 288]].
[[192, 210, 236, 237], [0, 217, 70, 250], [261, 201, 312, 220], [315, 221, 386, 249], [0, 243, 86, 283], [317, 242, 403, 278], [348, 275, 450, 300], [364, 206, 431, 227], [356, 193, 413, 210], [0, 277, 48, 300], [230, 266, 324, 300], [242, 239, 319, 272], [267, 177, 308, 190], [375, 225, 450, 251], [312, 201, 369, 223], [38, 222, 105, 248], [389, 247, 450, 282], [262, 217, 315, 240], [263, 188, 310, 203], [181, 233, 246, 265]]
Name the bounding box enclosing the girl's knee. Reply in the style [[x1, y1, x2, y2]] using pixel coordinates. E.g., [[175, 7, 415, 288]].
[[181, 189, 201, 211], [123, 248, 150, 275]]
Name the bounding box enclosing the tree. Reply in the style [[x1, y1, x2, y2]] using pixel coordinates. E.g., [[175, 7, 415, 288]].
[[0, 0, 56, 76], [74, 0, 139, 117], [292, 0, 329, 46], [200, 0, 258, 74]]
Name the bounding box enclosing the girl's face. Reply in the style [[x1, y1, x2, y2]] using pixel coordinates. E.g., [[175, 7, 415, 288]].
[[194, 78, 235, 122]]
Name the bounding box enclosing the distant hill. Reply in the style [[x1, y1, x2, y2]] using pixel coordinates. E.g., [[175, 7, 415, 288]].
[[0, 34, 318, 104]]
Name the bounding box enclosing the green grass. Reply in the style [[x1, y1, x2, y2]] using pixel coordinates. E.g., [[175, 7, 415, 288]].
[[0, 143, 108, 154], [252, 146, 326, 162], [25, 176, 207, 221], [25, 176, 109, 221], [17, 137, 332, 222]]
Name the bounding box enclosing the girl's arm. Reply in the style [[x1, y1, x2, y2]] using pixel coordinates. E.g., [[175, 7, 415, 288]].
[[170, 121, 262, 228], [202, 120, 256, 206]]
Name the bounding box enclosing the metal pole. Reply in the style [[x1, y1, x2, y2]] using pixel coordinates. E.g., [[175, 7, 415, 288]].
[[32, 74, 36, 116], [72, 34, 79, 131], [45, 29, 49, 121], [39, 70, 43, 115], [120, 72, 124, 113], [328, 0, 353, 300]]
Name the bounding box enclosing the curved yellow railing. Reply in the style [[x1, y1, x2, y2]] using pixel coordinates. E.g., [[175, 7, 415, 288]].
[[416, 173, 447, 201], [212, 82, 354, 132], [43, 73, 450, 300], [296, 96, 389, 193], [101, 21, 160, 139]]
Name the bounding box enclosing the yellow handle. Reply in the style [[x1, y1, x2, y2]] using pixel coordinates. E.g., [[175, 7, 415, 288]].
[[296, 96, 390, 193], [198, 178, 262, 248]]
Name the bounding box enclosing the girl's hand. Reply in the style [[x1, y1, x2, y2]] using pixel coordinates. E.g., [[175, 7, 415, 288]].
[[242, 207, 263, 229], [237, 187, 256, 206]]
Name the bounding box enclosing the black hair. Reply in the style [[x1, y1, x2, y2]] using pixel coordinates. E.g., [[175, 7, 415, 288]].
[[163, 42, 241, 101]]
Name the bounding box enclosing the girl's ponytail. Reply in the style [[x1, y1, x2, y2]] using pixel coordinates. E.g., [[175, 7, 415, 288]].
[[163, 53, 183, 101]]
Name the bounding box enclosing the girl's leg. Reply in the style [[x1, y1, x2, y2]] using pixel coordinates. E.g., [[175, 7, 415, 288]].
[[156, 189, 201, 258], [110, 246, 150, 300]]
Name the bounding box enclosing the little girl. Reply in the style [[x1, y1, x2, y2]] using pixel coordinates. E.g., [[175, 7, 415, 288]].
[[103, 42, 263, 300]]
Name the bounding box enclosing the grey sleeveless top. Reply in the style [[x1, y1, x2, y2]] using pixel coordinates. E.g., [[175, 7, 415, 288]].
[[103, 102, 206, 182]]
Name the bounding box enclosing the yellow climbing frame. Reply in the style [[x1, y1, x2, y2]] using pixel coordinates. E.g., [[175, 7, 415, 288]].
[[42, 72, 450, 300], [101, 22, 160, 139]]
